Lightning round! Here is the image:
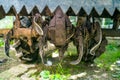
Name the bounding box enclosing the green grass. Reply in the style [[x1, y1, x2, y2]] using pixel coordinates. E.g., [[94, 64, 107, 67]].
[[95, 41, 120, 70], [65, 42, 77, 56], [0, 38, 4, 47], [0, 38, 14, 47], [39, 70, 70, 80], [66, 41, 120, 70]]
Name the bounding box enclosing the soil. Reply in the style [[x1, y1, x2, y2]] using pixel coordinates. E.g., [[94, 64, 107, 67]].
[[0, 47, 120, 80], [0, 47, 20, 73], [35, 57, 120, 80]]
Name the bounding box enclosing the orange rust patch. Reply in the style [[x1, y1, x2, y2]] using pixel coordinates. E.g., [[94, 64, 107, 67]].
[[0, 29, 10, 35], [12, 28, 39, 39]]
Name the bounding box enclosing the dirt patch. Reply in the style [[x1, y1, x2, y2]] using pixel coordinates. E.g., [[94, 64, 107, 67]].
[[34, 57, 120, 80], [0, 47, 20, 73], [0, 47, 120, 80]]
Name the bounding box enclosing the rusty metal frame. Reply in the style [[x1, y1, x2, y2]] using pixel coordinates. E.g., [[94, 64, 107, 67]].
[[0, 0, 120, 36]]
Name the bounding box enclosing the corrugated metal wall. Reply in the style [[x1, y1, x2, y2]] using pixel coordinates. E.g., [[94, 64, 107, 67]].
[[0, 0, 119, 18]]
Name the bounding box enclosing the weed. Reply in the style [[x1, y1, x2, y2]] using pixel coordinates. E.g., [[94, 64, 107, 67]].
[[39, 70, 70, 80], [0, 38, 4, 47], [40, 70, 50, 79]]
